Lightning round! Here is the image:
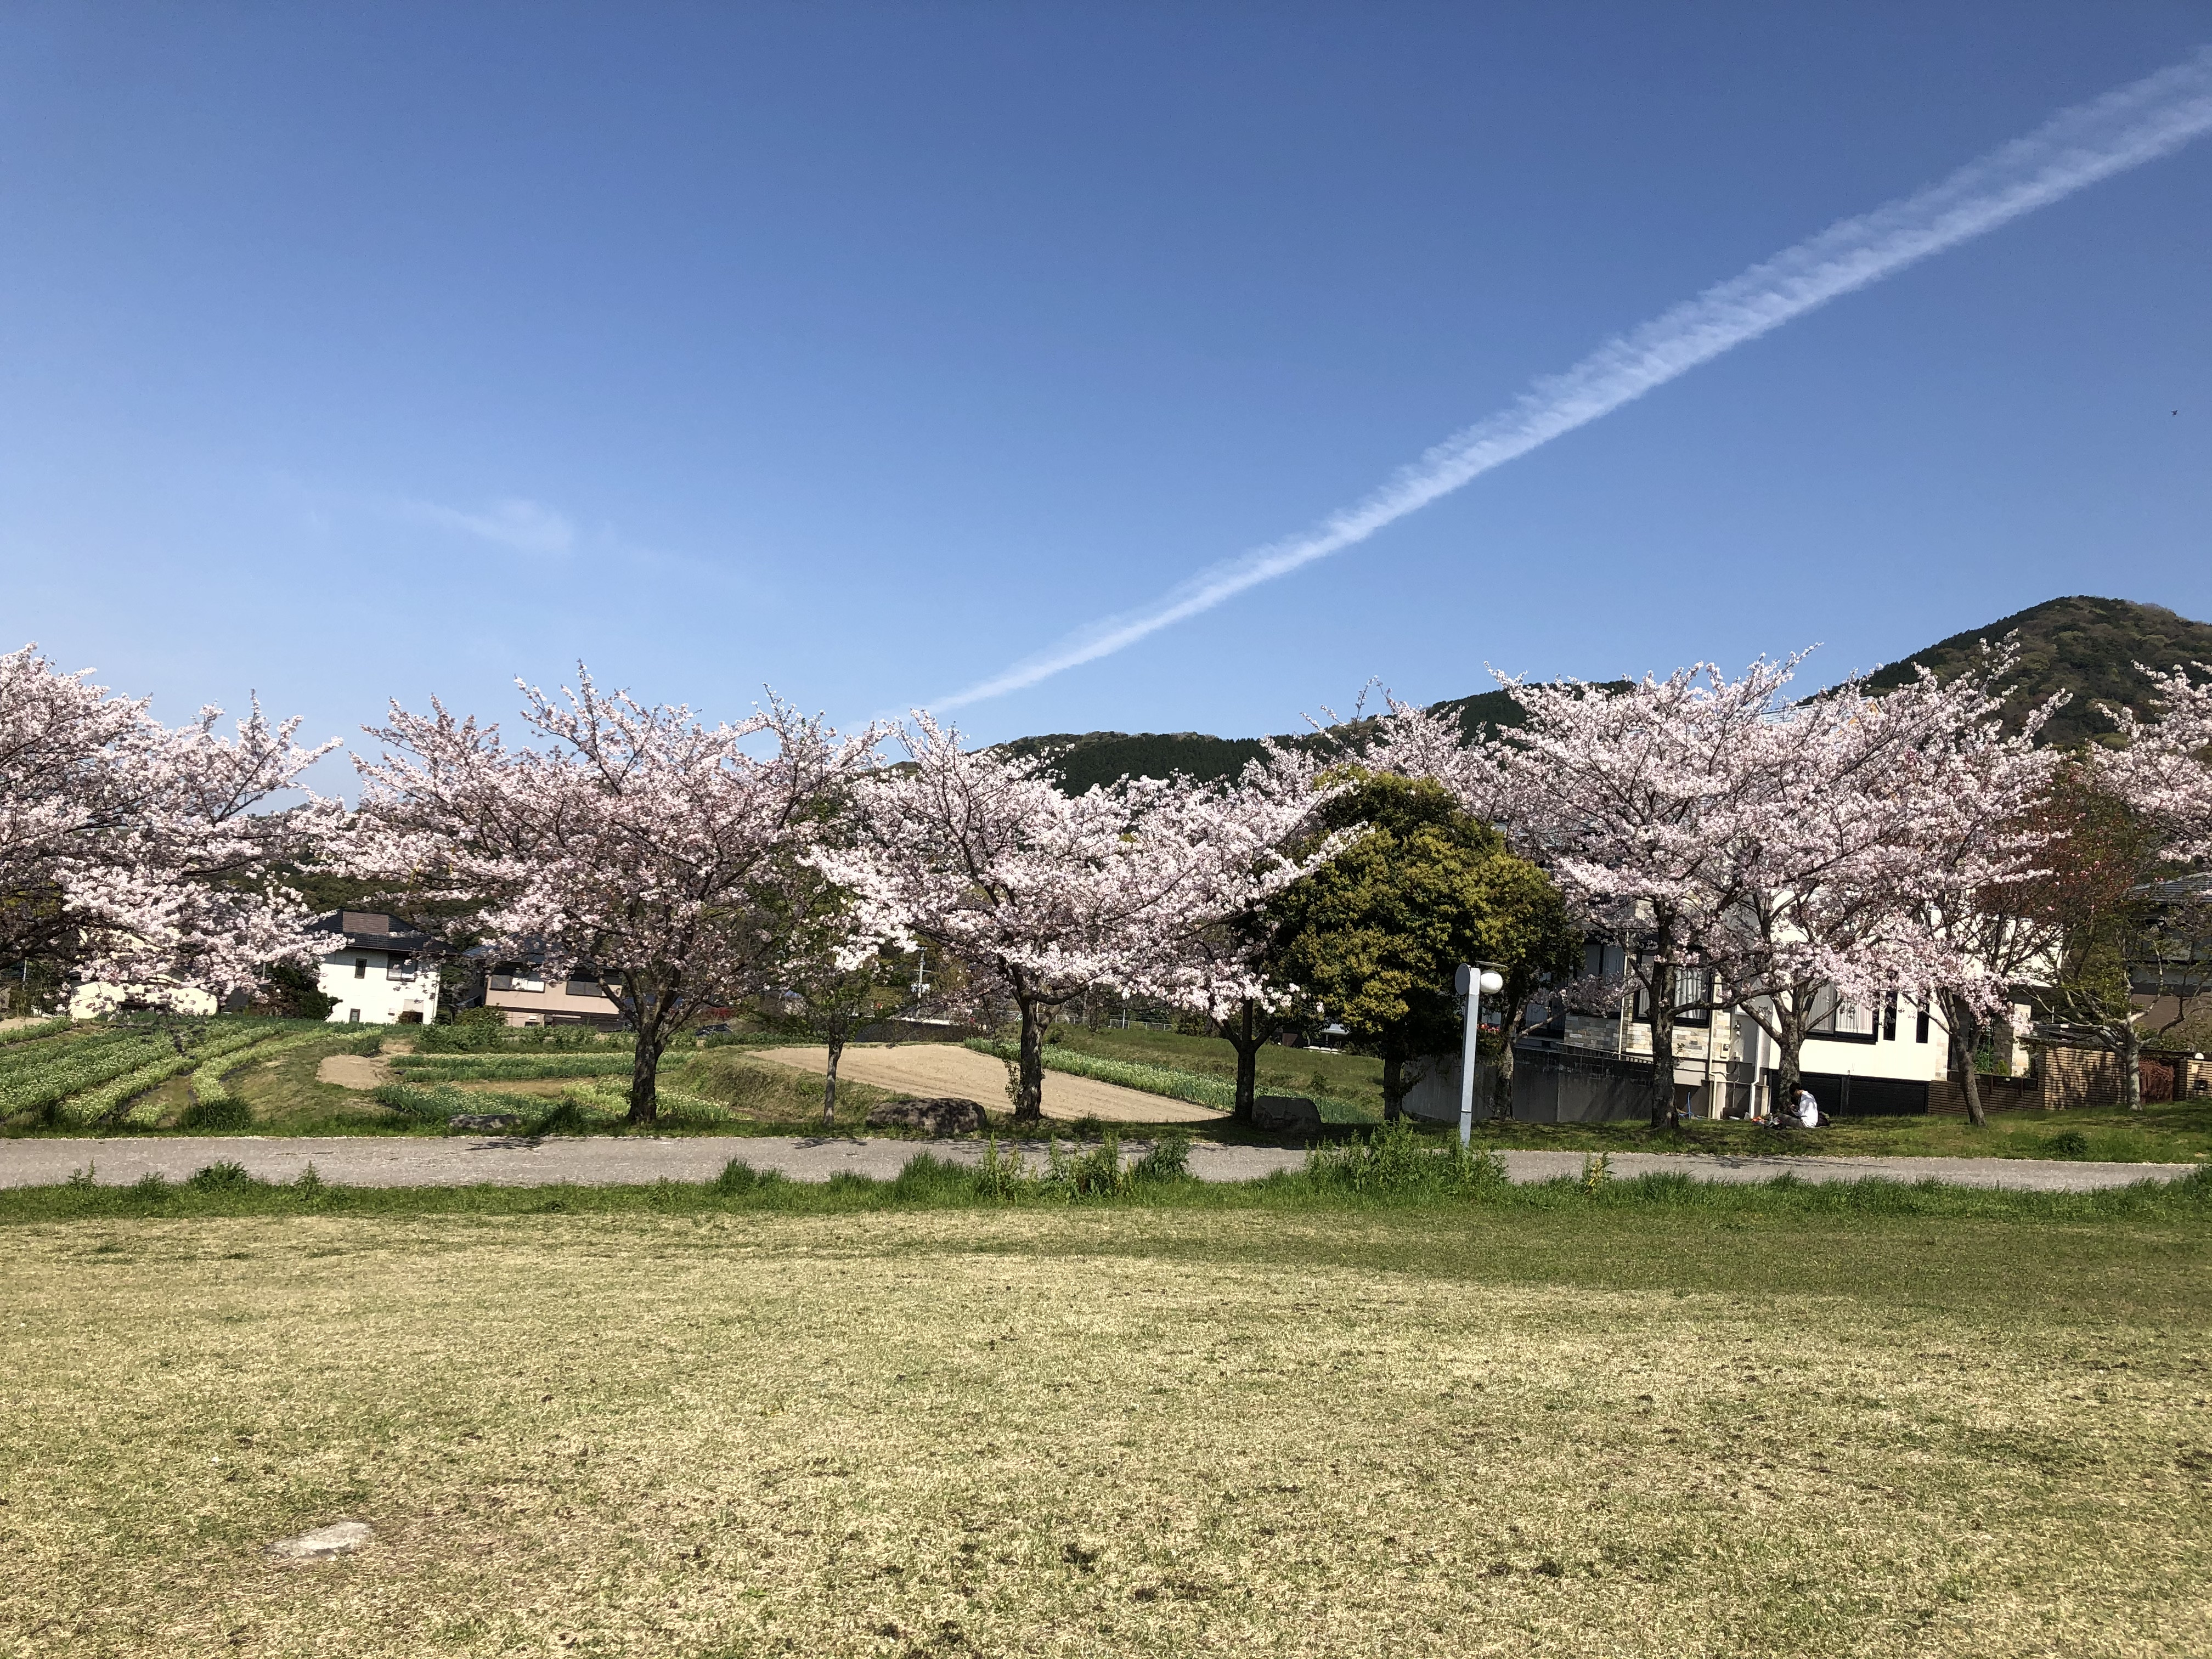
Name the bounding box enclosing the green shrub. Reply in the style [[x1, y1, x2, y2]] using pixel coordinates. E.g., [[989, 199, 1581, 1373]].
[[1131, 1131, 1193, 1183], [180, 1095, 253, 1131], [714, 1159, 785, 1194], [186, 1160, 258, 1190], [526, 1098, 620, 1137], [1304, 1119, 1509, 1198], [2049, 1129, 2091, 1158]]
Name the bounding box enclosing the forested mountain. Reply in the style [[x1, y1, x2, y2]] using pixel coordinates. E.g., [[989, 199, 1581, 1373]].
[[1003, 595, 2210, 790], [1861, 595, 2212, 749]]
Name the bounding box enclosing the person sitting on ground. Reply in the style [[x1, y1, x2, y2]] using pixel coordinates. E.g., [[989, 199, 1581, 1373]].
[[1796, 1087, 1820, 1128]]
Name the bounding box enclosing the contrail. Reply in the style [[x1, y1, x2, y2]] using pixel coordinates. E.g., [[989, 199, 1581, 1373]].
[[936, 47, 2212, 711]]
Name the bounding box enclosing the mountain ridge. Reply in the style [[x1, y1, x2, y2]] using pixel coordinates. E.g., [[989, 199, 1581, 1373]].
[[1000, 595, 2211, 792]]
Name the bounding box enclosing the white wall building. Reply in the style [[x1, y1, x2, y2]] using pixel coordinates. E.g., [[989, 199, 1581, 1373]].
[[312, 911, 443, 1025], [68, 981, 218, 1019]]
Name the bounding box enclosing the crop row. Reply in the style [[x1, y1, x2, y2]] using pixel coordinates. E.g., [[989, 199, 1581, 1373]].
[[0, 1034, 173, 1118], [392, 1053, 637, 1081], [62, 1026, 287, 1127], [0, 1017, 72, 1048], [371, 1077, 725, 1130], [0, 1024, 150, 1086]]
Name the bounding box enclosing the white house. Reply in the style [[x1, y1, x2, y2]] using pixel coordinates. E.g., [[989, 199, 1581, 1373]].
[[312, 911, 443, 1025]]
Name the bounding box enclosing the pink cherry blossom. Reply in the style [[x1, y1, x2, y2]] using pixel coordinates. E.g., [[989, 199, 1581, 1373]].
[[0, 644, 338, 1008], [814, 713, 1339, 1122], [346, 670, 882, 1124]]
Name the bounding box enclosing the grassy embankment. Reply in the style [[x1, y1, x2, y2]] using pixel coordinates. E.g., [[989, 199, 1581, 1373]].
[[3, 1160, 2207, 1657]]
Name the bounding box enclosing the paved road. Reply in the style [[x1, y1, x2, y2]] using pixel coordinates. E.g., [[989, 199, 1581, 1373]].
[[0, 1135, 2196, 1192]]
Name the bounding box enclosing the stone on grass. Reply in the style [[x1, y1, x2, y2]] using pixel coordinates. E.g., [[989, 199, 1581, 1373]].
[[447, 1113, 523, 1133], [1252, 1096, 1323, 1135], [865, 1097, 988, 1136], [268, 1520, 374, 1559]]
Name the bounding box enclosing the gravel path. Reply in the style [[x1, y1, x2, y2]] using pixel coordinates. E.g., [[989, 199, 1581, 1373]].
[[0, 1136, 2196, 1192]]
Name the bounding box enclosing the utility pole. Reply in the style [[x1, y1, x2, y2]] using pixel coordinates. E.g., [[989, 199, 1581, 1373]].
[[1455, 962, 1505, 1148]]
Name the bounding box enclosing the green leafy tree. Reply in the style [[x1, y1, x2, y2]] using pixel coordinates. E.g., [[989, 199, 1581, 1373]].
[[1265, 775, 1577, 1120]]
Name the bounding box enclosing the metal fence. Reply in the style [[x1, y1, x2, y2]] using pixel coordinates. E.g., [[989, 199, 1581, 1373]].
[[1401, 1044, 1657, 1126]]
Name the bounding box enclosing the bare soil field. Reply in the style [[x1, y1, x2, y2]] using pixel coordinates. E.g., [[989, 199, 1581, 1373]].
[[758, 1043, 1226, 1124]]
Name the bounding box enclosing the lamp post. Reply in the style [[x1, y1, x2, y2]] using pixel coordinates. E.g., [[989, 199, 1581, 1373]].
[[1455, 962, 1505, 1148]]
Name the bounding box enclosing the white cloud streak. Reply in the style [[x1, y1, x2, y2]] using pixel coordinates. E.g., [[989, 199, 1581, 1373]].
[[936, 47, 2212, 711], [404, 496, 578, 555]]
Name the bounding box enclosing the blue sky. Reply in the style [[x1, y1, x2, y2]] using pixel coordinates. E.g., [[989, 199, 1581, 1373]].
[[2, 4, 2207, 775]]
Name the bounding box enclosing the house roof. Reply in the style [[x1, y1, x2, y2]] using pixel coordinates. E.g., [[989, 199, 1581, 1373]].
[[309, 910, 442, 955]]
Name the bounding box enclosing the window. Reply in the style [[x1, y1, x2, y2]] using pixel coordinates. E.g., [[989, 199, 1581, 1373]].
[[353, 958, 368, 979], [1882, 990, 1898, 1042], [1807, 985, 1876, 1043], [347, 1008, 360, 1023], [565, 979, 601, 998], [1915, 999, 1931, 1043], [1631, 964, 1709, 1027], [1670, 966, 1712, 1028]]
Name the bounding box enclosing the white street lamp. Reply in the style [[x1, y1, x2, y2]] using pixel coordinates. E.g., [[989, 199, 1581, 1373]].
[[1455, 962, 1506, 1147]]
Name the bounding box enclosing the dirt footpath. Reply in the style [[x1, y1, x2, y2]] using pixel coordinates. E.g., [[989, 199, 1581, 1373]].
[[757, 1043, 1224, 1124]]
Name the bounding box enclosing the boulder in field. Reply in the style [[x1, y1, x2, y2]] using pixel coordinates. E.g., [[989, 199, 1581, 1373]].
[[865, 1097, 987, 1136], [1252, 1096, 1323, 1135], [447, 1113, 524, 1133]]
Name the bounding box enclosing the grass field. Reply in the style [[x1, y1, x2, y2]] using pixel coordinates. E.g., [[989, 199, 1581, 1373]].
[[3, 1176, 2207, 1657]]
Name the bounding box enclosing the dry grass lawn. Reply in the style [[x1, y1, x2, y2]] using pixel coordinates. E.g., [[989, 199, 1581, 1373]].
[[2, 1206, 2207, 1657]]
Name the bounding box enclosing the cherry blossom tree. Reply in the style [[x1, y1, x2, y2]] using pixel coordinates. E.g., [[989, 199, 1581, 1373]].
[[1476, 659, 1800, 1126], [0, 644, 337, 1008], [2099, 661, 2212, 863], [2037, 663, 2212, 1110], [1372, 650, 2058, 1126], [1118, 749, 1348, 1122], [1692, 656, 2058, 1120], [1895, 666, 2068, 1125], [815, 714, 1322, 1124], [346, 672, 880, 1125]]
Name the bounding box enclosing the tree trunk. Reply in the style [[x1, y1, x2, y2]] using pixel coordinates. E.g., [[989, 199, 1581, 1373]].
[[1942, 991, 1987, 1128], [1646, 938, 1678, 1128], [1771, 1006, 1805, 1124], [626, 984, 674, 1127], [2118, 1018, 2143, 1112], [1011, 993, 1046, 1122], [1489, 983, 1521, 1121], [822, 1029, 844, 1129], [1381, 1052, 1405, 1122], [1221, 998, 1263, 1124]]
